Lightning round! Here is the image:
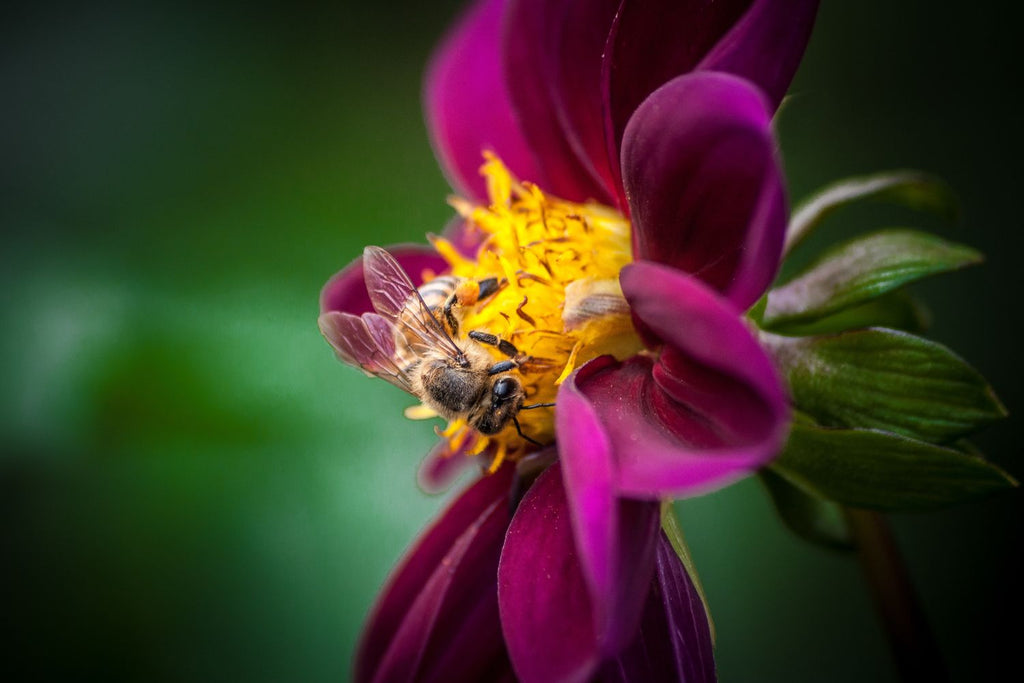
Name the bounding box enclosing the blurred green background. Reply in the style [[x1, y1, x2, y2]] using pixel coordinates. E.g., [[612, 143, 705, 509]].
[[2, 1, 1020, 681]]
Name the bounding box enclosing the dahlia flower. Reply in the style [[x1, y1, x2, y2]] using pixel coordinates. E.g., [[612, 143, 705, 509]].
[[319, 1, 821, 680]]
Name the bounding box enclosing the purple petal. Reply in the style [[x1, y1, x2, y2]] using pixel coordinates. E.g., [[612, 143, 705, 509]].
[[556, 364, 661, 652], [416, 436, 484, 495], [501, 0, 620, 204], [439, 215, 483, 258], [621, 72, 787, 310], [602, 532, 717, 683], [320, 245, 447, 315], [571, 262, 788, 497], [498, 465, 599, 683], [498, 466, 659, 683], [698, 0, 820, 111], [552, 0, 622, 204], [424, 0, 543, 200], [502, 0, 614, 203], [603, 0, 751, 175], [357, 466, 514, 683]]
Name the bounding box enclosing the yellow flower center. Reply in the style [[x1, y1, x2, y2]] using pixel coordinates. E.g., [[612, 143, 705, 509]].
[[414, 155, 642, 471]]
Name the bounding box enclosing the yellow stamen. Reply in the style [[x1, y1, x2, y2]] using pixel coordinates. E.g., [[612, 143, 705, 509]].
[[487, 440, 508, 474], [555, 339, 584, 386], [425, 156, 642, 464]]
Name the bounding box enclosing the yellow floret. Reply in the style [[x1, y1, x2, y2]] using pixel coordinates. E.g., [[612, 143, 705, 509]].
[[422, 155, 642, 469]]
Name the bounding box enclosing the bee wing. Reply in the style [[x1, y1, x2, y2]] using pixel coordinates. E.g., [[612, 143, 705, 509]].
[[362, 245, 465, 361], [318, 310, 415, 393]]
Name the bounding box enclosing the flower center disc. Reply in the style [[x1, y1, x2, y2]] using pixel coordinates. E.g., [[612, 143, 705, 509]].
[[425, 155, 641, 469]]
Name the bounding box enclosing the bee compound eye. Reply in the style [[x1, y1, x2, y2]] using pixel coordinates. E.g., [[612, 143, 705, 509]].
[[493, 377, 516, 401]]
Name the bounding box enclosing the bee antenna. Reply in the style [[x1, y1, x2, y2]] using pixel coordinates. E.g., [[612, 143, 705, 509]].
[[521, 402, 556, 410], [512, 416, 544, 447]]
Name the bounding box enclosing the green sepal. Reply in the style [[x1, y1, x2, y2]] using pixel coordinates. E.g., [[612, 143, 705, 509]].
[[759, 469, 854, 551], [763, 229, 981, 329], [785, 170, 958, 254], [771, 423, 1017, 511], [763, 289, 929, 337], [761, 328, 1006, 444], [661, 501, 716, 645]]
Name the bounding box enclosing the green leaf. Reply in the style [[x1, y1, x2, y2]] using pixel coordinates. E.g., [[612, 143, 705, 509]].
[[771, 423, 1017, 511], [761, 328, 1006, 443], [764, 229, 981, 329], [784, 170, 958, 254], [661, 502, 715, 644], [759, 469, 854, 551], [764, 289, 929, 336]]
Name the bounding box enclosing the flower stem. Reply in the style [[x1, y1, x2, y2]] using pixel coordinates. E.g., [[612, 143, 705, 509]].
[[845, 509, 949, 683]]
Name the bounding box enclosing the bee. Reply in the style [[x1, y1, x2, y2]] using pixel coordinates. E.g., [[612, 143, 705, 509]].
[[318, 246, 552, 444]]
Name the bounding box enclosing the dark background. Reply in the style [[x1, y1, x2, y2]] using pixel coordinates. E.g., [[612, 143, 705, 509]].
[[2, 1, 1021, 680]]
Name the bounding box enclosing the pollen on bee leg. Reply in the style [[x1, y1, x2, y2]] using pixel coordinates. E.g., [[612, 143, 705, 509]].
[[454, 279, 480, 306]]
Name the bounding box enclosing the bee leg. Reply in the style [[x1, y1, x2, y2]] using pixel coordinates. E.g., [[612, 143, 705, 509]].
[[512, 415, 543, 447], [486, 359, 518, 376], [521, 402, 556, 410], [468, 330, 519, 358], [441, 293, 461, 337]]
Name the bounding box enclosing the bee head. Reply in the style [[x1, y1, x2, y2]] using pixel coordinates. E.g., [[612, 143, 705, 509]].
[[472, 375, 524, 435]]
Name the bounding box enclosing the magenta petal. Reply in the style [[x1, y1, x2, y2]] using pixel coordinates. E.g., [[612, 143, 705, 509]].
[[499, 466, 599, 683], [602, 532, 717, 682], [424, 0, 544, 200], [499, 466, 658, 683], [621, 72, 787, 310], [320, 245, 447, 315], [604, 0, 751, 168], [574, 263, 788, 497], [502, 0, 614, 203], [439, 215, 483, 258], [356, 466, 514, 683], [698, 0, 820, 111], [416, 436, 483, 495], [552, 0, 622, 204], [556, 362, 661, 652]]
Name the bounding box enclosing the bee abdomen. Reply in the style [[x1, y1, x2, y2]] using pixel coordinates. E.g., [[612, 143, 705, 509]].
[[416, 275, 461, 312]]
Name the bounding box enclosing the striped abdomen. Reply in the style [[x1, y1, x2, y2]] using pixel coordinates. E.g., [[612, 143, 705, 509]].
[[393, 275, 463, 372]]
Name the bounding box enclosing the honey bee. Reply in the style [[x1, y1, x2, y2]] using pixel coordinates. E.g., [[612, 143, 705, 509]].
[[318, 246, 552, 443]]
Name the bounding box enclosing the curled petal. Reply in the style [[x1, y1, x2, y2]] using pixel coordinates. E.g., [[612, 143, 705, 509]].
[[698, 0, 820, 112], [499, 466, 658, 683], [573, 262, 788, 497], [621, 72, 787, 310], [502, 0, 617, 204], [416, 436, 482, 495], [556, 365, 661, 653], [602, 532, 717, 682], [424, 0, 543, 200], [604, 0, 751, 175], [498, 466, 597, 683], [552, 0, 622, 204], [500, 1, 604, 203], [320, 245, 447, 316], [356, 466, 515, 683]]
